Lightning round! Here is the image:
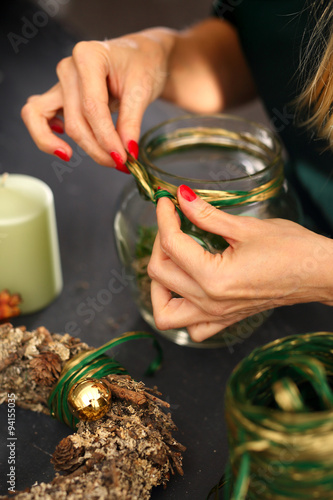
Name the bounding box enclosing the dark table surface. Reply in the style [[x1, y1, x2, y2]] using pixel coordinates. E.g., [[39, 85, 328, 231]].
[[1, 2, 333, 499]]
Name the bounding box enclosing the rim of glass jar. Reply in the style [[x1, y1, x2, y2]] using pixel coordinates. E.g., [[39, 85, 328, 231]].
[[138, 113, 283, 186]]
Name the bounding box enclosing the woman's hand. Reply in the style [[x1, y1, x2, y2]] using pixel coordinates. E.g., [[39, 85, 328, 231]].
[[21, 18, 256, 170], [148, 185, 333, 342], [21, 28, 175, 170]]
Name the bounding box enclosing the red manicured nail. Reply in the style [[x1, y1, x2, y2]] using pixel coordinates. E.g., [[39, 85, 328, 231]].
[[51, 124, 64, 134], [179, 184, 196, 202], [128, 140, 139, 159], [110, 151, 130, 174], [54, 149, 70, 161]]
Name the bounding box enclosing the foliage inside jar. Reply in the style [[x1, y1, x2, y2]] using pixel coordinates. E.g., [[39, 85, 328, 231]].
[[133, 225, 157, 313]]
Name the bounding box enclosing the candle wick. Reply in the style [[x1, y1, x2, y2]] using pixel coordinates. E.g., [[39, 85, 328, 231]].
[[1, 173, 8, 187]]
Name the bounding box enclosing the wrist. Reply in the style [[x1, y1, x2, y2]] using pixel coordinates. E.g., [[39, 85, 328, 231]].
[[313, 235, 333, 305], [137, 27, 177, 52], [126, 27, 177, 65]]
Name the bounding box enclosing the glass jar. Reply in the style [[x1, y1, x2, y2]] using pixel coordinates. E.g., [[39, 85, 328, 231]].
[[114, 114, 301, 348]]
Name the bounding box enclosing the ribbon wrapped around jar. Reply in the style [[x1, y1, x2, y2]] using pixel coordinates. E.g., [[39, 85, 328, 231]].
[[114, 114, 302, 348], [221, 331, 333, 499]]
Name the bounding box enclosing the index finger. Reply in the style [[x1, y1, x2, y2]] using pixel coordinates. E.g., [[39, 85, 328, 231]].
[[72, 42, 126, 161], [21, 84, 72, 158]]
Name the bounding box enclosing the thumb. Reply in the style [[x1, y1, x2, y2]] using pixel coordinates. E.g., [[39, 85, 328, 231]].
[[177, 184, 245, 244]]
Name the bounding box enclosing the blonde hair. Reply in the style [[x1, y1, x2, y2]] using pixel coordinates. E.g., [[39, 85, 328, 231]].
[[297, 0, 333, 147]]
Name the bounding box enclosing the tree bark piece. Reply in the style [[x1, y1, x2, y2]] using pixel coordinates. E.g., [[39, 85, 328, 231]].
[[0, 324, 185, 499]]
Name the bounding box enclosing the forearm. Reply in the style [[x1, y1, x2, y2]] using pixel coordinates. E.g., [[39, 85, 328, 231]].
[[160, 18, 257, 112]]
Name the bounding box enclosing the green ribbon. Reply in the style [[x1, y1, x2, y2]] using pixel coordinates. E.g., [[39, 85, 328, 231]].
[[218, 331, 333, 500], [154, 188, 184, 220], [125, 153, 284, 215], [48, 331, 163, 429]]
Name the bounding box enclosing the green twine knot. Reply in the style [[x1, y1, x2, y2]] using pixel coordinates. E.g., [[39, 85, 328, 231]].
[[153, 188, 184, 220]]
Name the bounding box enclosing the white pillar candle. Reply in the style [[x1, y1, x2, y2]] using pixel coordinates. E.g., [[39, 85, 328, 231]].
[[0, 173, 63, 315]]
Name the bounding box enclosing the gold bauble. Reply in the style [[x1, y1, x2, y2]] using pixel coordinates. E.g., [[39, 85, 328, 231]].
[[67, 378, 112, 421]]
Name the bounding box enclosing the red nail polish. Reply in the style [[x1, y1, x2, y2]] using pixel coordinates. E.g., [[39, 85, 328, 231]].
[[110, 152, 130, 174], [54, 149, 70, 161], [128, 140, 139, 159], [51, 124, 64, 134], [179, 184, 196, 202]]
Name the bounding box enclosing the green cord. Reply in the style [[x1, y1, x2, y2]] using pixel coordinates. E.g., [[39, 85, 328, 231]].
[[154, 188, 184, 220], [125, 154, 283, 215], [48, 331, 163, 429], [221, 331, 333, 499]]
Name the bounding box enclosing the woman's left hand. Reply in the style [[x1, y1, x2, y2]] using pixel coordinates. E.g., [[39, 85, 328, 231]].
[[148, 185, 333, 342]]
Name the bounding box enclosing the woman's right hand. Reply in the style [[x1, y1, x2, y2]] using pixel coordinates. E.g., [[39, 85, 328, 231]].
[[21, 28, 176, 171]]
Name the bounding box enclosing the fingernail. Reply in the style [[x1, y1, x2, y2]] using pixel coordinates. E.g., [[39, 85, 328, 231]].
[[54, 148, 70, 161], [51, 124, 64, 134], [179, 184, 197, 202], [128, 140, 139, 159], [110, 152, 130, 174]]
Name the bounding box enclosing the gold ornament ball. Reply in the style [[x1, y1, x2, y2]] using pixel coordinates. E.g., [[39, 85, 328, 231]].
[[67, 378, 112, 421]]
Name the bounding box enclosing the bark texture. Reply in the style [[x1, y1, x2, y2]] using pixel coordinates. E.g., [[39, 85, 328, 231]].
[[0, 324, 185, 499]]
